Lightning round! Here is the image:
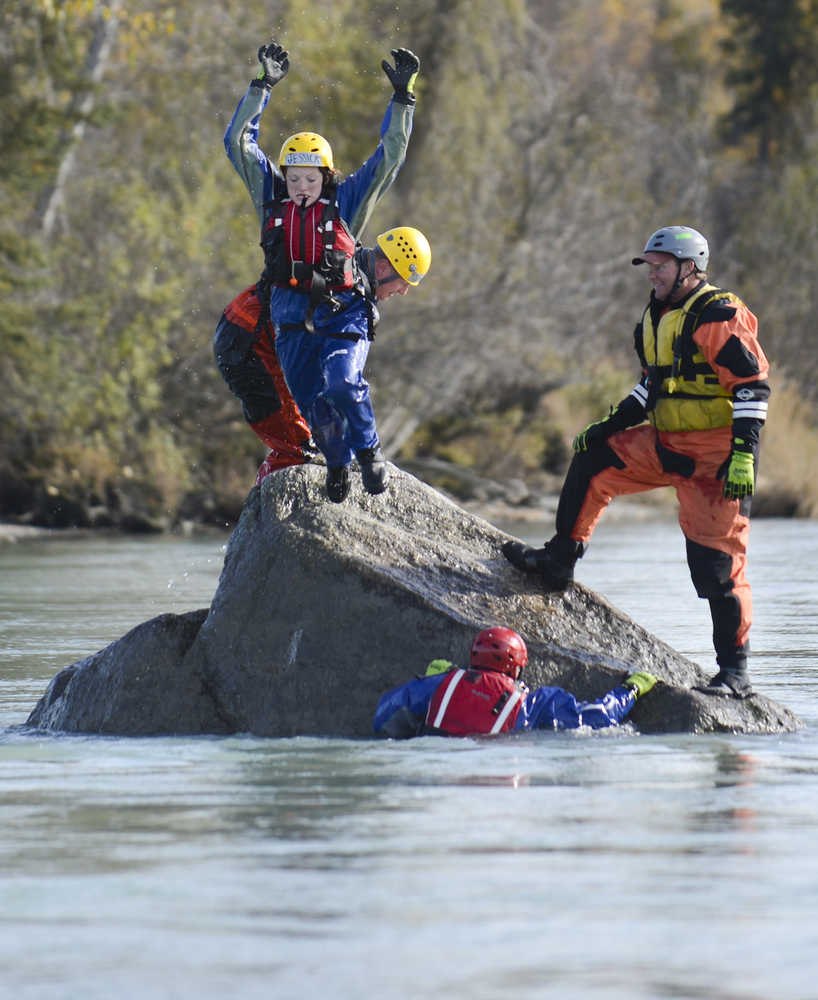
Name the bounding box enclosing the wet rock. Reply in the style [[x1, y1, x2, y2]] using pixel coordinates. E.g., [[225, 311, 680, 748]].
[[26, 610, 228, 734], [26, 464, 801, 737]]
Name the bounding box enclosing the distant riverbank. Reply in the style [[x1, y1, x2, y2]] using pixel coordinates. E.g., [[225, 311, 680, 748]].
[[0, 473, 804, 547], [0, 524, 68, 544]]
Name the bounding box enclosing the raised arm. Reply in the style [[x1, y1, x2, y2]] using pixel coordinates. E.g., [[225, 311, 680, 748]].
[[223, 42, 290, 227], [339, 48, 419, 239]]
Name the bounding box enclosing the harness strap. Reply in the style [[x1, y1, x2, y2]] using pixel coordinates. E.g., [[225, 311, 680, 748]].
[[673, 287, 729, 383], [356, 262, 378, 341], [279, 322, 362, 343], [304, 271, 332, 334]]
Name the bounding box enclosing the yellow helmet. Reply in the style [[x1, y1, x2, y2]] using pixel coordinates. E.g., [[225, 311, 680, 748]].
[[376, 227, 431, 285], [278, 132, 334, 170]]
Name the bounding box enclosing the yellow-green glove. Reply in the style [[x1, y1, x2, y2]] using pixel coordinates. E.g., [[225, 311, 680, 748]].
[[425, 658, 453, 677], [722, 441, 754, 500], [624, 671, 656, 699]]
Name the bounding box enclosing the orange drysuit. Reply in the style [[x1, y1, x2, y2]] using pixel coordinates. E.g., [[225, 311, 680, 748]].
[[556, 283, 770, 669]]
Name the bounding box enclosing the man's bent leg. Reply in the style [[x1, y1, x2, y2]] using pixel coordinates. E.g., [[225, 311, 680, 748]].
[[214, 317, 282, 425], [503, 426, 668, 590], [251, 324, 312, 451]]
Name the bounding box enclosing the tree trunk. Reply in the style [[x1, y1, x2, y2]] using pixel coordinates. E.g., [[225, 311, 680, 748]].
[[41, 0, 122, 238]]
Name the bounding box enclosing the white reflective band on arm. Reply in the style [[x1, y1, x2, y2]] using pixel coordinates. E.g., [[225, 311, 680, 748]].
[[733, 399, 768, 420], [631, 383, 649, 406], [431, 669, 465, 728], [489, 688, 523, 734]]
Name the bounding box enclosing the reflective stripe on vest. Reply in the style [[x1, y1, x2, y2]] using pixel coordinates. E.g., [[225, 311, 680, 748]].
[[431, 669, 466, 729], [427, 669, 525, 736], [489, 686, 524, 734]]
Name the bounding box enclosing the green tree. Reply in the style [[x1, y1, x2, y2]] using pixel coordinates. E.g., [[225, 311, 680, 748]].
[[720, 0, 818, 163], [3, 0, 817, 525]]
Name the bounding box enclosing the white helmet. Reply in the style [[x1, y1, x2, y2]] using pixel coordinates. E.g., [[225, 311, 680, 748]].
[[632, 226, 709, 272]]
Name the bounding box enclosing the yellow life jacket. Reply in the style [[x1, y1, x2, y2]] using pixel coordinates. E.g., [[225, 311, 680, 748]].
[[638, 283, 742, 432]]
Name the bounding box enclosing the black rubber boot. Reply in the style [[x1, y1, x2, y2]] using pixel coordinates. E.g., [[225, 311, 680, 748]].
[[301, 439, 322, 464], [501, 535, 584, 592], [325, 465, 350, 503], [356, 447, 389, 495], [696, 667, 754, 699]]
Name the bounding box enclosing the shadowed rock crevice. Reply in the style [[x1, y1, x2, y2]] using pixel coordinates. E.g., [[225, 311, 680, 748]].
[[26, 464, 801, 737]]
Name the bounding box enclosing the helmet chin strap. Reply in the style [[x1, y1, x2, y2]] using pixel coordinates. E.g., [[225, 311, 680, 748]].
[[374, 258, 401, 288], [660, 259, 694, 303], [664, 259, 685, 301]]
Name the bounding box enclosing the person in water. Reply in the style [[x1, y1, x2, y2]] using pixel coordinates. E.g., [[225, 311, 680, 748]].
[[373, 627, 656, 738]]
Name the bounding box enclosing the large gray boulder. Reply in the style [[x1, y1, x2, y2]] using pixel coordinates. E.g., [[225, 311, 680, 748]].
[[26, 609, 225, 734], [26, 463, 800, 736]]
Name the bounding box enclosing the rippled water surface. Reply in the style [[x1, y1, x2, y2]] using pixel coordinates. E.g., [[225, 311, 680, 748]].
[[2, 519, 817, 1000]]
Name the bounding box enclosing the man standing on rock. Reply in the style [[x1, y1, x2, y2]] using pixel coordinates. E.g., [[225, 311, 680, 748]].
[[502, 226, 770, 700]]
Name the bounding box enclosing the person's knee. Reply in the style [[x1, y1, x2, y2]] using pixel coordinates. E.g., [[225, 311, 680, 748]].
[[686, 538, 735, 598], [242, 392, 282, 423], [213, 319, 256, 377], [323, 370, 365, 409]]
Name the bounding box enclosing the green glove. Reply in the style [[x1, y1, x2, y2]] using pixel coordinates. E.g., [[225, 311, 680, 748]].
[[722, 440, 754, 500], [624, 671, 657, 699], [425, 658, 453, 677], [256, 41, 289, 88], [381, 47, 419, 104]]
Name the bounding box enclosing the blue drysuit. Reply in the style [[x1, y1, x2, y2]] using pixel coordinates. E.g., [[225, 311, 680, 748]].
[[224, 81, 414, 467], [373, 670, 638, 739]]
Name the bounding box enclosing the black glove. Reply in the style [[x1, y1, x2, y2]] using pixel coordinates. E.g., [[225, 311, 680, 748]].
[[573, 395, 644, 453], [381, 47, 419, 104], [256, 41, 289, 88]]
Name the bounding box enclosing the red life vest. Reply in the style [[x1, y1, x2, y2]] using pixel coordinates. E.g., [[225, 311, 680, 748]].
[[260, 195, 358, 294], [425, 669, 527, 736]]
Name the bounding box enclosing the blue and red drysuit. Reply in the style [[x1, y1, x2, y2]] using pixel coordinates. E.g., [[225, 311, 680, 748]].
[[223, 79, 414, 468], [373, 669, 639, 739]]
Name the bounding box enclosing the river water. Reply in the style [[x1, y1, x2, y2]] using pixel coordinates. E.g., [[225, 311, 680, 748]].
[[1, 514, 817, 1000]]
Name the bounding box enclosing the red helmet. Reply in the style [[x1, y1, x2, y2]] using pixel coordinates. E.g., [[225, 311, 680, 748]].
[[470, 627, 528, 679]]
